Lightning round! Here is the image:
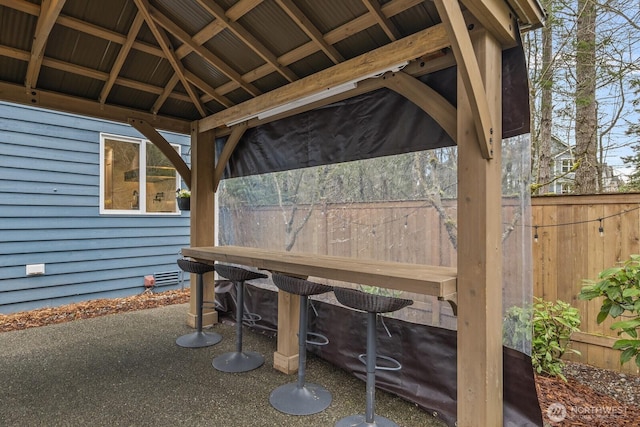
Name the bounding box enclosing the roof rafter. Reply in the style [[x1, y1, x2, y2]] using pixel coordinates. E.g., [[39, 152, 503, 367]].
[[0, 42, 193, 103], [99, 12, 144, 105], [133, 0, 207, 117], [226, 0, 264, 21], [213, 0, 421, 97], [174, 21, 225, 60], [2, 0, 422, 108], [196, 0, 298, 83], [152, 74, 180, 114], [0, 0, 165, 57], [275, 0, 344, 64], [148, 4, 259, 100], [24, 0, 66, 91], [361, 0, 401, 41]]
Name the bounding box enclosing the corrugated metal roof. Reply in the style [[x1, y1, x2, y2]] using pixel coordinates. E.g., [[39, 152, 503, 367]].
[[0, 0, 545, 132]]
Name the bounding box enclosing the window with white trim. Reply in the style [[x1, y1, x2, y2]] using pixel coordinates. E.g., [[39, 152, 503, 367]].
[[561, 159, 573, 173], [100, 134, 182, 214]]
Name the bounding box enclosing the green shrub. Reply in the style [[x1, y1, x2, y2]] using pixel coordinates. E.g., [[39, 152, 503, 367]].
[[579, 255, 640, 368], [504, 298, 581, 381]]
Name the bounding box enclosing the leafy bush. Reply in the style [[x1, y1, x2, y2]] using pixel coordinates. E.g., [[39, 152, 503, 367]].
[[504, 298, 581, 381], [579, 255, 640, 368], [503, 304, 532, 350]]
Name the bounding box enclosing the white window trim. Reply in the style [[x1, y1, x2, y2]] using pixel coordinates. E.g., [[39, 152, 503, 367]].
[[99, 133, 182, 215]]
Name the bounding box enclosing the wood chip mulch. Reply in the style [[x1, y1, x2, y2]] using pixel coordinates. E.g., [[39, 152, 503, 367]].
[[536, 371, 640, 426], [0, 289, 190, 333], [2, 290, 639, 426]]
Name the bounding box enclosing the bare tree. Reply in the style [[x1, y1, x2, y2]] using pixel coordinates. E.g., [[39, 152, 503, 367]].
[[574, 0, 599, 193], [537, 0, 555, 195]]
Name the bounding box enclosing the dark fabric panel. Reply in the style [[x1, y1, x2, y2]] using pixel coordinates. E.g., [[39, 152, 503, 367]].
[[217, 44, 530, 179], [215, 283, 543, 427], [218, 86, 453, 179], [502, 33, 531, 138]]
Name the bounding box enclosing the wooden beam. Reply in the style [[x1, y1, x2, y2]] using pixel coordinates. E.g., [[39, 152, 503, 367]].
[[382, 71, 457, 143], [226, 0, 263, 21], [0, 80, 190, 133], [460, 0, 518, 47], [128, 118, 192, 188], [187, 123, 218, 328], [184, 70, 233, 109], [199, 23, 449, 131], [362, 0, 402, 41], [213, 123, 247, 191], [152, 74, 180, 114], [456, 28, 503, 427], [99, 12, 144, 105], [24, 0, 66, 91], [275, 0, 344, 64], [148, 4, 260, 98], [196, 0, 298, 82], [133, 0, 207, 117], [214, 77, 389, 137], [435, 0, 494, 159]]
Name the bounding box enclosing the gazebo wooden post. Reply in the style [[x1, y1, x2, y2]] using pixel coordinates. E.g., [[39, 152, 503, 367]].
[[456, 29, 504, 426], [186, 122, 218, 328]]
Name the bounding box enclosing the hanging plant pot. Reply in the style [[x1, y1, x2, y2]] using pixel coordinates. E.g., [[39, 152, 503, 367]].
[[177, 197, 190, 211]]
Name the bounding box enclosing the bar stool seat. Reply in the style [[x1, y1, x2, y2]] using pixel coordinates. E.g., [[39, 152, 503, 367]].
[[175, 259, 222, 348], [333, 287, 413, 427], [212, 264, 267, 373], [269, 274, 333, 415]]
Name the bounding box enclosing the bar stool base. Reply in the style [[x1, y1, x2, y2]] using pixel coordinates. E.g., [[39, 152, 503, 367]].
[[269, 382, 332, 415], [212, 351, 264, 373], [175, 331, 222, 348], [335, 414, 399, 427]]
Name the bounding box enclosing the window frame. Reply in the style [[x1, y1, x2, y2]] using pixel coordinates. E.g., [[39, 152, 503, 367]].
[[99, 133, 182, 215], [560, 158, 573, 173]]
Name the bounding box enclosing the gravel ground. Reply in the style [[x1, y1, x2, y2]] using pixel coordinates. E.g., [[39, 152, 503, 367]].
[[564, 360, 640, 407], [3, 290, 640, 426]]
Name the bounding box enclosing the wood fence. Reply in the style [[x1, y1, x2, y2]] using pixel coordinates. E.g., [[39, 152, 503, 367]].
[[221, 193, 640, 373], [532, 193, 640, 374]]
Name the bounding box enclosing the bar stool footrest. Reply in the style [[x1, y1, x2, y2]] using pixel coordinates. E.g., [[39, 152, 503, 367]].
[[305, 331, 329, 346], [242, 312, 262, 324], [357, 353, 402, 371]]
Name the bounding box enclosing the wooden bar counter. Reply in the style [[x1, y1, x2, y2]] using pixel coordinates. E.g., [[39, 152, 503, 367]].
[[182, 245, 457, 373]]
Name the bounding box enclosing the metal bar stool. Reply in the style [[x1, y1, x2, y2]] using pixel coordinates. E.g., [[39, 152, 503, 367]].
[[175, 259, 222, 348], [212, 264, 267, 373], [333, 287, 413, 427], [269, 274, 333, 415]]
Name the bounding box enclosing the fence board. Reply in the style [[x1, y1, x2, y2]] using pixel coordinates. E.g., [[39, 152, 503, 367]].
[[222, 194, 640, 373], [532, 194, 640, 374]]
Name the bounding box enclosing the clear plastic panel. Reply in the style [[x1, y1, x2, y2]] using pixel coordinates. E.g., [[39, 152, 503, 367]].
[[218, 135, 532, 353]]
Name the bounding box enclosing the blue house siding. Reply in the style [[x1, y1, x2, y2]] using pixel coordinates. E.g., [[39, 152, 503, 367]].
[[0, 102, 191, 314]]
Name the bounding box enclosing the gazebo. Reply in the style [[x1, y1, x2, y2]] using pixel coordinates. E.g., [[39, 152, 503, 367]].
[[0, 1, 545, 425]]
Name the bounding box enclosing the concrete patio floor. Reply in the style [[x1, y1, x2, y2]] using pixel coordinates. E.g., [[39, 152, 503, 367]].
[[0, 303, 445, 427]]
